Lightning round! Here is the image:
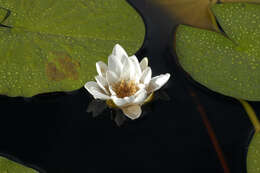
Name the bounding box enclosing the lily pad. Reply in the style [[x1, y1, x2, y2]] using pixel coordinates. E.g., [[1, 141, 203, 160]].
[[0, 0, 145, 97], [151, 0, 260, 31], [151, 0, 218, 31], [0, 156, 38, 173], [175, 3, 260, 101], [247, 132, 260, 173]]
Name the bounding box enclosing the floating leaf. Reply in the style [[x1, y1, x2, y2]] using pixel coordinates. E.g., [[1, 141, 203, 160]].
[[247, 132, 260, 173], [0, 156, 38, 173], [151, 0, 218, 31], [175, 3, 260, 101], [0, 0, 145, 97], [151, 0, 260, 31]]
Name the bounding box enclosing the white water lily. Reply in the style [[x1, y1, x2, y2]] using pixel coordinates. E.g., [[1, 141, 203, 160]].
[[85, 44, 170, 120]]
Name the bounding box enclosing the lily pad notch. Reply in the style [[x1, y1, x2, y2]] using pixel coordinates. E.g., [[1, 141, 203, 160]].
[[175, 2, 260, 101]]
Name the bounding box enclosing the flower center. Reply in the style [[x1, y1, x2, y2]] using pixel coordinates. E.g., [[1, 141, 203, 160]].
[[113, 80, 139, 98]]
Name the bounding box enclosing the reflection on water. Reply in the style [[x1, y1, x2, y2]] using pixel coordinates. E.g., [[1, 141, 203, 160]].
[[87, 91, 170, 126], [0, 0, 258, 173]]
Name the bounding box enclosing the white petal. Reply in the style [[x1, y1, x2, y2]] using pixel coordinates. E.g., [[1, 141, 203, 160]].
[[120, 56, 135, 81], [133, 89, 147, 105], [139, 67, 152, 87], [111, 95, 135, 107], [108, 85, 117, 96], [112, 44, 128, 58], [140, 57, 148, 72], [84, 81, 110, 100], [120, 54, 128, 65], [122, 105, 142, 120], [129, 55, 142, 80], [148, 73, 171, 93], [106, 70, 119, 86], [108, 54, 122, 76], [96, 61, 108, 78], [95, 75, 109, 95], [138, 83, 146, 90]]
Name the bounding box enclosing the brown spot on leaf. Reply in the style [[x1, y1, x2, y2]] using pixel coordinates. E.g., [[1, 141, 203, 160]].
[[56, 56, 80, 80], [46, 62, 66, 81], [45, 52, 80, 81]]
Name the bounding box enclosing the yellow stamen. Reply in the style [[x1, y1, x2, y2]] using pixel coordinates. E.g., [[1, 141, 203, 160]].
[[113, 80, 139, 98]]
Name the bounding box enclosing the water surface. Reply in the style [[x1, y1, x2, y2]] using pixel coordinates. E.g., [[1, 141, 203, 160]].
[[0, 1, 258, 173]]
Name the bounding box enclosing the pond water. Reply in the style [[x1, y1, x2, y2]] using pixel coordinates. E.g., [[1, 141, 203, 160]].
[[0, 0, 258, 173]]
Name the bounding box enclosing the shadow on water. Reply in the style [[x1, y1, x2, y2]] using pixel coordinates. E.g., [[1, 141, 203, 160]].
[[0, 1, 258, 173]]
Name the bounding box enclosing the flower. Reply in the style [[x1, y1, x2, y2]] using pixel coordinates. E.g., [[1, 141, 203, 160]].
[[85, 44, 170, 120]]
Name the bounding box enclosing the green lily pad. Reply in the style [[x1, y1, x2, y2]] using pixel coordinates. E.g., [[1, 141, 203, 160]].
[[247, 132, 260, 173], [151, 0, 219, 31], [0, 156, 38, 173], [150, 0, 260, 31], [0, 0, 145, 97], [175, 3, 260, 101]]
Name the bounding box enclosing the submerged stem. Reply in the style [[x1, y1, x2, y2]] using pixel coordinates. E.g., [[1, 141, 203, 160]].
[[238, 99, 260, 133]]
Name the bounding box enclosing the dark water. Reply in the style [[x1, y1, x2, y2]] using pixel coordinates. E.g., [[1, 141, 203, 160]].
[[0, 1, 258, 173]]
